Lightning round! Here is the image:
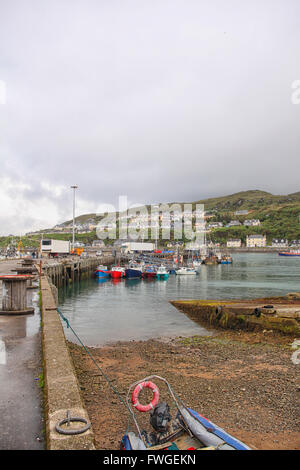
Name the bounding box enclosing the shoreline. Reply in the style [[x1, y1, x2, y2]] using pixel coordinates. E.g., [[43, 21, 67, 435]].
[[68, 328, 300, 450]]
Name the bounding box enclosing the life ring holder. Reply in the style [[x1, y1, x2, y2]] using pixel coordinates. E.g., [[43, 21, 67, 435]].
[[132, 381, 160, 412]]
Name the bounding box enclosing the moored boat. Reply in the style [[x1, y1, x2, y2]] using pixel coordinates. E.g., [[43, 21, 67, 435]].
[[95, 265, 110, 278], [125, 263, 143, 279], [156, 265, 169, 280], [220, 256, 233, 264], [111, 266, 126, 279], [278, 251, 300, 257], [175, 267, 197, 275], [143, 265, 157, 278], [121, 375, 251, 450]]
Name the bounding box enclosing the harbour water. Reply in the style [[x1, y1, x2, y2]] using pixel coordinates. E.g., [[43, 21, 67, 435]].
[[58, 253, 300, 346]]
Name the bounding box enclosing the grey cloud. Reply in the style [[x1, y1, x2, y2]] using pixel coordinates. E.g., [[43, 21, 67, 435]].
[[0, 0, 300, 234]]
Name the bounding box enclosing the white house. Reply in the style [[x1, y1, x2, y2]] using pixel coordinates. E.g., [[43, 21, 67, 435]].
[[244, 219, 261, 227], [227, 238, 242, 248], [246, 234, 266, 248], [272, 239, 289, 248]]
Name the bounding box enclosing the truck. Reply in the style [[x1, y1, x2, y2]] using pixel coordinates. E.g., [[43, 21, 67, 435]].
[[121, 242, 155, 254], [40, 239, 71, 257]]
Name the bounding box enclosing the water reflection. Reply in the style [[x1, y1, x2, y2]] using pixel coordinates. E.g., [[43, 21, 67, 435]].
[[0, 286, 40, 365]]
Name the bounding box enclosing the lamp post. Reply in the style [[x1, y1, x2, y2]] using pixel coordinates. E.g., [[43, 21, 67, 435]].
[[71, 185, 78, 252]]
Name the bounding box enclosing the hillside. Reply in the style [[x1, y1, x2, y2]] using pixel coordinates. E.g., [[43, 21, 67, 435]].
[[192, 189, 300, 212], [1, 189, 299, 249], [60, 190, 300, 224]]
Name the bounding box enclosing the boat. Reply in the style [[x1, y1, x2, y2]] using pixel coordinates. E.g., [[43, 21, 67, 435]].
[[156, 265, 169, 280], [278, 251, 300, 257], [125, 263, 143, 279], [220, 256, 233, 264], [111, 266, 126, 279], [175, 267, 197, 275], [95, 265, 110, 278], [121, 375, 251, 450], [193, 260, 202, 269], [143, 265, 157, 278]]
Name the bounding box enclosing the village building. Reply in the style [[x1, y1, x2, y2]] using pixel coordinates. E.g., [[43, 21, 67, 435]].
[[246, 234, 266, 248], [227, 238, 242, 248]]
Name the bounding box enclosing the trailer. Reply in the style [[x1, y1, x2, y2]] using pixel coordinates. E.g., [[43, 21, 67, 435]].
[[40, 239, 71, 257], [121, 242, 155, 254]]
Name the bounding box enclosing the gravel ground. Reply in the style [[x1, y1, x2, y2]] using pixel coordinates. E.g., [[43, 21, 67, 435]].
[[68, 329, 300, 450]]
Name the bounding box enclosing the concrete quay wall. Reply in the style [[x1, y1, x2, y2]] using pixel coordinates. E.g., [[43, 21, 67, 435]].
[[40, 273, 95, 450]]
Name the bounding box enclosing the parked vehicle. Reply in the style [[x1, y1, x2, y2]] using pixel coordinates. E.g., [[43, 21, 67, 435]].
[[40, 239, 70, 256]]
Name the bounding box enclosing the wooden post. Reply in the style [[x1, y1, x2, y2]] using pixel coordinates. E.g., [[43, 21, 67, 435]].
[[0, 275, 34, 315]]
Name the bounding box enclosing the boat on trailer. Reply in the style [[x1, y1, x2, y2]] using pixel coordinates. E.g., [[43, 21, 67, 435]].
[[121, 375, 251, 451]]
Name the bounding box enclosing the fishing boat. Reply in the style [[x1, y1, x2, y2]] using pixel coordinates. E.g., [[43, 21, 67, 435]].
[[95, 265, 110, 278], [125, 263, 143, 279], [156, 265, 169, 280], [121, 375, 251, 450], [143, 265, 157, 278], [278, 250, 300, 257], [111, 266, 126, 279], [175, 267, 197, 275]]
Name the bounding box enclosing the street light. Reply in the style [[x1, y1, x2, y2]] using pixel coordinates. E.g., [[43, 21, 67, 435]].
[[71, 185, 78, 252]]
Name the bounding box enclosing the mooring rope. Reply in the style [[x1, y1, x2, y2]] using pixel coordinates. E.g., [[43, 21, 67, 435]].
[[56, 307, 139, 435]]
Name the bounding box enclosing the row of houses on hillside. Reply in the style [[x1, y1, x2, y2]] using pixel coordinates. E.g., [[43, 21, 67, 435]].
[[207, 219, 261, 230], [227, 236, 300, 248]]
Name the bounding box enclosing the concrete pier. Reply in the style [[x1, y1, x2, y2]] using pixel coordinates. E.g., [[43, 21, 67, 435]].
[[171, 295, 300, 336], [40, 255, 114, 288], [40, 273, 95, 449]]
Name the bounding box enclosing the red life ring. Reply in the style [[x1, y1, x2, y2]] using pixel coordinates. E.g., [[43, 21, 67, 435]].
[[132, 381, 160, 412]]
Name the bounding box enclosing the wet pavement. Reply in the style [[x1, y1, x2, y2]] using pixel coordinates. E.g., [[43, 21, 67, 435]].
[[0, 259, 44, 450]]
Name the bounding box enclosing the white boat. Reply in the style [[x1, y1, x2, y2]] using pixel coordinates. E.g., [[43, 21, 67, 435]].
[[175, 267, 197, 275], [193, 260, 202, 269]]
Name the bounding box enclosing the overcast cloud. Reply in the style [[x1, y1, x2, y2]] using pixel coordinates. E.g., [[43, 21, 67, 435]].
[[0, 0, 299, 235]]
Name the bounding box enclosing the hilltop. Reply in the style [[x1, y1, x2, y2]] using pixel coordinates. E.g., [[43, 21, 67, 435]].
[[193, 189, 300, 211], [60, 189, 300, 224]]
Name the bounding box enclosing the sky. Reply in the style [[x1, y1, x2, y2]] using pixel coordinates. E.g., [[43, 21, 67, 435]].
[[0, 0, 300, 235]]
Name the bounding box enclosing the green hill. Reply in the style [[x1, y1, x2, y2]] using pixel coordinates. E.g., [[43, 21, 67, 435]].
[[1, 189, 299, 249]]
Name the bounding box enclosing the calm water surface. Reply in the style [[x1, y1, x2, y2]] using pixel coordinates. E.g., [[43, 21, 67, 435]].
[[58, 253, 300, 346]]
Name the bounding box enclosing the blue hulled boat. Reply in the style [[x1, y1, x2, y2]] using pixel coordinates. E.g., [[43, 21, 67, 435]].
[[95, 265, 110, 278], [125, 263, 143, 279]]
